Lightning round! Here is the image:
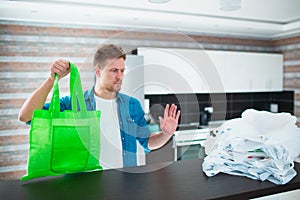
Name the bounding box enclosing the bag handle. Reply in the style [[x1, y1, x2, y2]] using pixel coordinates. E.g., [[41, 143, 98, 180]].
[[49, 62, 87, 115], [69, 62, 87, 112]]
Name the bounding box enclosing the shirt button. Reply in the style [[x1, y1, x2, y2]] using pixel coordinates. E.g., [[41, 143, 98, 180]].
[[123, 153, 126, 156], [122, 137, 125, 140]]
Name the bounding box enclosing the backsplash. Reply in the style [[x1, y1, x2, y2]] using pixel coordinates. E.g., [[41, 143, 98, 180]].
[[145, 91, 294, 125]]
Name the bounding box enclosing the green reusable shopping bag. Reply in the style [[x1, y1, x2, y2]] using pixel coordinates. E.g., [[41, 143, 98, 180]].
[[21, 63, 102, 181]]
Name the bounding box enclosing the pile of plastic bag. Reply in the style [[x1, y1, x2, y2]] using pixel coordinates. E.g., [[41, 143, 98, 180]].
[[202, 109, 300, 185]]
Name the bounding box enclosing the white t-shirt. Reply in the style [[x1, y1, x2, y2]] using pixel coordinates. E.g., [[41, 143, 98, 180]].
[[95, 95, 123, 169]]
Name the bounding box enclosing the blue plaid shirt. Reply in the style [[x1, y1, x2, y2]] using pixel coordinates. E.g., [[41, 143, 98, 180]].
[[43, 87, 151, 168]]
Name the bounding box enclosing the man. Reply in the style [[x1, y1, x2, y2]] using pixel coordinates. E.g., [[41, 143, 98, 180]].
[[19, 44, 180, 169]]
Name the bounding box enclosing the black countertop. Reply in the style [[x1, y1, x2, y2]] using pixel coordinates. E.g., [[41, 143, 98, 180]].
[[1, 159, 300, 200]]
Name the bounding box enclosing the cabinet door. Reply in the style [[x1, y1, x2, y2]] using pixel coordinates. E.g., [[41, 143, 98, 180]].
[[207, 51, 283, 92], [205, 50, 226, 93], [220, 51, 283, 92], [252, 53, 283, 91], [138, 47, 203, 94], [138, 48, 224, 94], [222, 51, 255, 92]]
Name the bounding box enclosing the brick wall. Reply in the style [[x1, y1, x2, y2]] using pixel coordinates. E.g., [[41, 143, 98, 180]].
[[0, 21, 299, 180], [275, 36, 300, 119]]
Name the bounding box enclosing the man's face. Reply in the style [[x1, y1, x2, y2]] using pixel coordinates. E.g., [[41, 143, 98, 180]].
[[96, 57, 125, 92]]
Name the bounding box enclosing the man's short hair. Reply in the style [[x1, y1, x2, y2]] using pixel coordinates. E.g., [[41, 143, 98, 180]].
[[93, 44, 126, 68]]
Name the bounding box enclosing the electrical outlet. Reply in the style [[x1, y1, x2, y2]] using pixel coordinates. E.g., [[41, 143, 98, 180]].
[[270, 103, 278, 113]]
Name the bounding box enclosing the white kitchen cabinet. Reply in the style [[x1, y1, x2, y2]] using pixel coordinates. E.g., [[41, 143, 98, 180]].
[[209, 50, 283, 92], [138, 48, 283, 94], [138, 47, 223, 94]]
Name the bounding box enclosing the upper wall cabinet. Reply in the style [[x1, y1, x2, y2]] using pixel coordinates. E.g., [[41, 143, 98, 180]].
[[206, 50, 283, 93], [138, 48, 283, 94]]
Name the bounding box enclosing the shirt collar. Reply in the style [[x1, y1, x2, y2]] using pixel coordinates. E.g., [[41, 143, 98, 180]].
[[86, 86, 124, 103], [85, 86, 95, 102]]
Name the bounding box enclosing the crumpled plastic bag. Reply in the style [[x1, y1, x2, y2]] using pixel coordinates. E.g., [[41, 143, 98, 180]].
[[202, 109, 300, 185]]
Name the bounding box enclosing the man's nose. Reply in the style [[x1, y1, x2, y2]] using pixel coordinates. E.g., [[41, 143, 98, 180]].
[[116, 71, 124, 79]]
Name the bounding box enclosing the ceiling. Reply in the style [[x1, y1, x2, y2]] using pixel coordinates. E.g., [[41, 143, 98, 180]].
[[1, 0, 300, 39]]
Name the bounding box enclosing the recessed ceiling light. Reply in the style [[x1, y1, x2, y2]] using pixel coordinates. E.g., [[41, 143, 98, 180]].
[[148, 0, 171, 3]]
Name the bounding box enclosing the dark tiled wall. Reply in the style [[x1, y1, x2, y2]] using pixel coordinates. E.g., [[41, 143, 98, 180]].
[[145, 91, 294, 125]]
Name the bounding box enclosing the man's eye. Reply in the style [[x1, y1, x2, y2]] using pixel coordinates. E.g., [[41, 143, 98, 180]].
[[109, 69, 125, 73]]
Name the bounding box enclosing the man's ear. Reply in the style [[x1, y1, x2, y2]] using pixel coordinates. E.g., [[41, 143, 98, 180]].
[[94, 66, 101, 78]]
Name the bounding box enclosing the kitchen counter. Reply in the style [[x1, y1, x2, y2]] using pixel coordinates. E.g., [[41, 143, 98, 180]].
[[1, 159, 300, 200]]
